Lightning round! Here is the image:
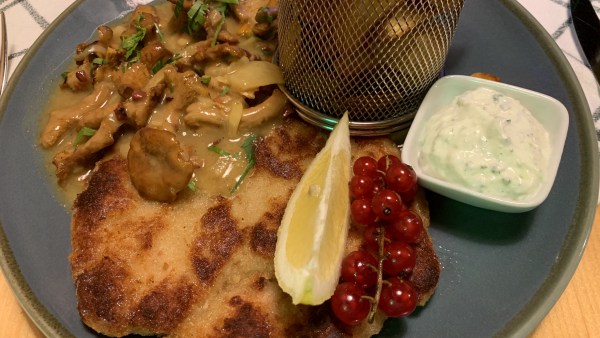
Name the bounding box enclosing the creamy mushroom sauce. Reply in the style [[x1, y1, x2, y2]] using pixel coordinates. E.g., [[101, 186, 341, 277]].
[[40, 0, 283, 204]]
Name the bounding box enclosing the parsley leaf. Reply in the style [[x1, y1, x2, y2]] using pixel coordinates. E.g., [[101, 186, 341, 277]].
[[154, 22, 165, 41], [211, 19, 225, 46], [208, 145, 231, 156], [174, 0, 184, 17], [241, 134, 256, 161], [151, 60, 166, 75], [151, 53, 181, 74], [187, 180, 197, 192], [135, 12, 144, 27], [187, 1, 209, 35], [220, 85, 230, 96], [214, 3, 228, 15], [256, 7, 275, 23], [200, 76, 211, 85], [231, 135, 256, 193], [210, 4, 227, 47], [120, 15, 146, 61], [216, 0, 239, 3], [92, 57, 107, 65], [73, 127, 97, 148], [91, 58, 107, 78], [241, 135, 256, 161]]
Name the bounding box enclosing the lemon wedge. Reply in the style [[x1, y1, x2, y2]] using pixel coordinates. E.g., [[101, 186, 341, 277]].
[[274, 112, 351, 305]]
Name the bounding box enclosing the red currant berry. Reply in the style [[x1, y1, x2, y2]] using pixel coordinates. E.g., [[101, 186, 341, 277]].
[[350, 175, 375, 200], [385, 162, 417, 193], [399, 182, 418, 204], [377, 155, 402, 172], [351, 199, 376, 226], [353, 156, 379, 178], [388, 210, 423, 243], [371, 174, 386, 195], [382, 241, 416, 276], [378, 278, 418, 317], [371, 189, 404, 222], [330, 282, 371, 325], [341, 251, 378, 288]]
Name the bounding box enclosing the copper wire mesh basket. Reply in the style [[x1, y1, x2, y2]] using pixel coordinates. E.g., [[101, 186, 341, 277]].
[[275, 0, 465, 135]]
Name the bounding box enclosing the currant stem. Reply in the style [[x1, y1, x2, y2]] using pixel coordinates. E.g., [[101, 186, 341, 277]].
[[367, 225, 386, 324]]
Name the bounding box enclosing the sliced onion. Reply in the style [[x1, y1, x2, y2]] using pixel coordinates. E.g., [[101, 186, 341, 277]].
[[226, 60, 283, 92], [227, 99, 244, 137], [204, 58, 284, 93]]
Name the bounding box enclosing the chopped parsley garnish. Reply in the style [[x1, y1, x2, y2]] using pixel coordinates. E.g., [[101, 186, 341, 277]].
[[210, 4, 227, 46], [61, 71, 69, 81], [231, 135, 256, 193], [187, 1, 209, 35], [174, 0, 184, 17], [206, 136, 256, 193], [151, 53, 182, 74], [200, 76, 211, 85], [208, 144, 231, 156], [120, 14, 146, 61], [216, 0, 239, 3], [154, 22, 164, 41], [92, 57, 107, 65], [73, 127, 97, 148], [91, 58, 107, 78], [256, 7, 274, 23], [241, 135, 256, 159], [220, 85, 230, 96], [151, 60, 166, 75], [187, 180, 197, 192]]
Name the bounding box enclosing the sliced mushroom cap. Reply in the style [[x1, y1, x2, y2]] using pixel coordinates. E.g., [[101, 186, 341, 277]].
[[125, 5, 159, 41], [183, 88, 287, 128], [232, 0, 271, 23], [41, 81, 116, 148], [113, 62, 151, 98], [128, 127, 194, 202], [140, 40, 173, 71], [97, 26, 114, 47]]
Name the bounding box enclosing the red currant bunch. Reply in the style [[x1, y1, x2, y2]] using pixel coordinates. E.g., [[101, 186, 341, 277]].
[[331, 154, 422, 325]]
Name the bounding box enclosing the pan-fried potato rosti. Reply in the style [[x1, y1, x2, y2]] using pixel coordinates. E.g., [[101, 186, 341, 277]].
[[70, 117, 440, 337]]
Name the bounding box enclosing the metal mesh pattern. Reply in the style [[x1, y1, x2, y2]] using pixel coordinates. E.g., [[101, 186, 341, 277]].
[[276, 0, 465, 133]]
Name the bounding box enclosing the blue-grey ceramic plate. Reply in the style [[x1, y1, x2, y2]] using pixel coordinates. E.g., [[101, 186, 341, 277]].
[[0, 0, 598, 337]]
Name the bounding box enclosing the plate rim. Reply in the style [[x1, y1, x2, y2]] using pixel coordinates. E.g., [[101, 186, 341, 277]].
[[491, 0, 599, 337], [0, 0, 597, 337], [0, 1, 85, 337]]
